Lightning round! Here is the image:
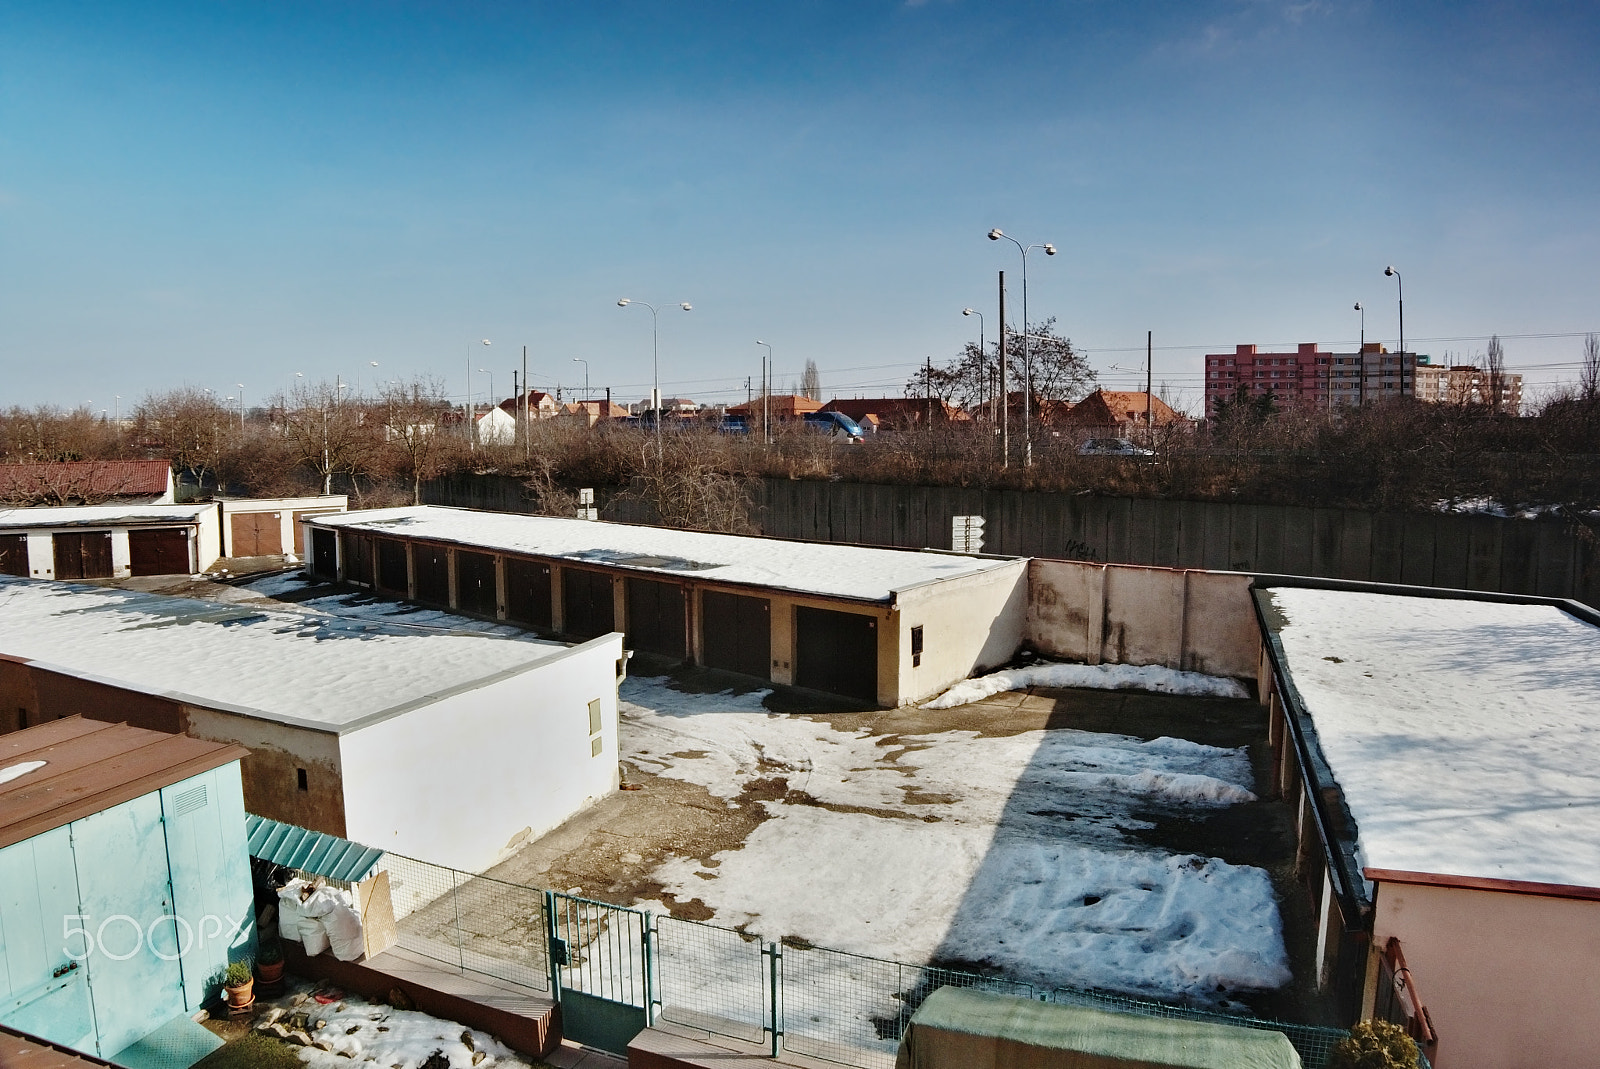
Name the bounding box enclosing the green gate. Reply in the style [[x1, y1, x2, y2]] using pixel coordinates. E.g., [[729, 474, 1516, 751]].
[[547, 891, 652, 1056]]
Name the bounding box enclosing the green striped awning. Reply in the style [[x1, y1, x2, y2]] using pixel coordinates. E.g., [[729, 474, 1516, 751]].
[[245, 814, 384, 884]]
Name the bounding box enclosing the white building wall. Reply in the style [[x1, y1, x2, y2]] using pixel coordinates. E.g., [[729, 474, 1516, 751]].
[[894, 559, 1029, 704], [338, 633, 624, 872], [193, 505, 222, 571]]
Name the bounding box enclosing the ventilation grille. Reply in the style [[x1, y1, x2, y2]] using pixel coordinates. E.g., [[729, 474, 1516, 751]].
[[172, 785, 208, 816]]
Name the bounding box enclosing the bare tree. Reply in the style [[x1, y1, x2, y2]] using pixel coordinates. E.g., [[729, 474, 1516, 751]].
[[279, 381, 377, 497], [1485, 335, 1506, 415], [800, 360, 822, 401], [377, 378, 463, 504], [134, 388, 234, 487], [1582, 333, 1600, 402]]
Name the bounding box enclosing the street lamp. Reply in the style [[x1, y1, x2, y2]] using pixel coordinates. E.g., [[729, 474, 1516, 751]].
[[236, 384, 246, 430], [756, 340, 773, 444], [1384, 266, 1403, 358], [617, 298, 692, 453], [989, 228, 1056, 466], [962, 308, 986, 418], [572, 357, 589, 401], [1353, 302, 1365, 408]]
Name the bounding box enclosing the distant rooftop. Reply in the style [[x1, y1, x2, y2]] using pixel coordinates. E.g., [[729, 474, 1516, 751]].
[[0, 459, 172, 501], [1261, 586, 1600, 892], [0, 503, 212, 530], [310, 506, 1019, 602], [0, 577, 573, 733]]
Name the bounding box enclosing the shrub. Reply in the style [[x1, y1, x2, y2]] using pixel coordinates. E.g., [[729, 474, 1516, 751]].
[[1328, 1020, 1420, 1069], [224, 960, 253, 987]]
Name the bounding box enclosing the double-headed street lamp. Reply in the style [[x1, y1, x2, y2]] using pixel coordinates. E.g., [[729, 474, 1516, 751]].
[[988, 229, 1056, 466], [618, 298, 692, 453]]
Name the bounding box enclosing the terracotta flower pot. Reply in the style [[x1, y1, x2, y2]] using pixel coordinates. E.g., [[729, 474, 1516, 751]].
[[224, 977, 254, 1008], [256, 959, 285, 985]]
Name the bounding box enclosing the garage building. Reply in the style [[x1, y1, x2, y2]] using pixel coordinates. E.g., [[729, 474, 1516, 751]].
[[0, 576, 624, 873], [0, 503, 222, 579], [219, 494, 347, 557], [303, 506, 1029, 707]]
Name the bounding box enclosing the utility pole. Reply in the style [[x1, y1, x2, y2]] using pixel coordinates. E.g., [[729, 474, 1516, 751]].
[[522, 345, 530, 461], [1146, 330, 1153, 436], [998, 271, 1008, 468], [926, 353, 933, 427]]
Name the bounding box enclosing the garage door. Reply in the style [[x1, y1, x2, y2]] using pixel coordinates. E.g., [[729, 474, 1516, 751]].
[[795, 606, 878, 703], [340, 532, 374, 585], [506, 558, 552, 628], [291, 509, 340, 555], [626, 577, 687, 659], [310, 528, 338, 578], [456, 550, 497, 616], [129, 527, 192, 576], [0, 534, 27, 577], [376, 538, 409, 595], [562, 568, 615, 639], [52, 531, 114, 580], [702, 591, 770, 679], [230, 511, 282, 556], [414, 543, 450, 605]]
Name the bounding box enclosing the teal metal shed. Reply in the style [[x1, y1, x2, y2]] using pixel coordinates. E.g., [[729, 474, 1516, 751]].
[[0, 717, 253, 1064]]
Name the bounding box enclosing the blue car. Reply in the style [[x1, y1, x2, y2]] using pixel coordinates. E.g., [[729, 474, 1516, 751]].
[[803, 410, 865, 441]]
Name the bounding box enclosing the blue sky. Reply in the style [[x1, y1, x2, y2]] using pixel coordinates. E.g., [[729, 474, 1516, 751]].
[[3, 0, 1597, 412]]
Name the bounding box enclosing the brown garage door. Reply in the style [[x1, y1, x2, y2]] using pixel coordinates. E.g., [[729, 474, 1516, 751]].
[[562, 568, 615, 639], [53, 531, 114, 580], [702, 591, 770, 679], [795, 605, 878, 703], [129, 528, 191, 576], [340, 532, 374, 585], [230, 511, 282, 556], [0, 534, 27, 577], [506, 558, 552, 629], [456, 550, 497, 616], [375, 538, 410, 595], [626, 577, 687, 659], [414, 543, 450, 605]]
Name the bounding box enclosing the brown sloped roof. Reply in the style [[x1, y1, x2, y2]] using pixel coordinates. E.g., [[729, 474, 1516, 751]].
[[726, 394, 823, 417], [820, 398, 968, 423], [0, 460, 172, 499], [0, 717, 248, 849], [1062, 390, 1184, 426]]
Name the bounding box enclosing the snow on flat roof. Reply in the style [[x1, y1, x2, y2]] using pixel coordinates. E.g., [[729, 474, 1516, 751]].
[[0, 503, 214, 529], [0, 578, 571, 733], [1264, 586, 1600, 890], [312, 506, 1019, 601]]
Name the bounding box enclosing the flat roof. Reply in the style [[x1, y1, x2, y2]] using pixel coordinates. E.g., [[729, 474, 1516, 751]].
[[0, 503, 214, 530], [1261, 586, 1600, 892], [310, 506, 1019, 602], [0, 577, 576, 734], [0, 717, 248, 850]]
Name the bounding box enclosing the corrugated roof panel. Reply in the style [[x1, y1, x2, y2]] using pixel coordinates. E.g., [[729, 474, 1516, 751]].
[[245, 814, 383, 884]]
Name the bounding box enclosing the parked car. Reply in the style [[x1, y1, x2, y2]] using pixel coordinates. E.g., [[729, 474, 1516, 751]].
[[1078, 437, 1154, 457], [803, 410, 865, 442]]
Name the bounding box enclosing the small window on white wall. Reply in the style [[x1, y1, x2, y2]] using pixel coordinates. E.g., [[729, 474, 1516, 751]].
[[588, 698, 603, 756], [911, 626, 924, 668]]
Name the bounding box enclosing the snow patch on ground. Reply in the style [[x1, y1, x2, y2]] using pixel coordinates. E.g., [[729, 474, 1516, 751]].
[[292, 991, 533, 1069], [619, 674, 1285, 1006], [926, 662, 1249, 709]]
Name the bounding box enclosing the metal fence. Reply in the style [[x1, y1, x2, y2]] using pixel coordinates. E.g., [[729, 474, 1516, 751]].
[[373, 847, 1348, 1068]]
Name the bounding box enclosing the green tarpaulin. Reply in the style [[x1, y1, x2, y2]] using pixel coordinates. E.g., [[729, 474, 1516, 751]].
[[896, 988, 1303, 1069]]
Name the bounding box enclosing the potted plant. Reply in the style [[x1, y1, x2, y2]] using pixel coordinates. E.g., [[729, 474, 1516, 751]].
[[255, 938, 285, 985], [223, 959, 254, 1008]]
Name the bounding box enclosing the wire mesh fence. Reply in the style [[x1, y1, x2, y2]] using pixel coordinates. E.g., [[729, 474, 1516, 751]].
[[653, 914, 769, 1045], [267, 831, 1350, 1068], [779, 942, 1036, 1069], [382, 852, 550, 993]]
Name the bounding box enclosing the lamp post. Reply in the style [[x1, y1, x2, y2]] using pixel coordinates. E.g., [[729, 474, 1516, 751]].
[[988, 229, 1056, 466], [756, 341, 774, 444], [235, 384, 246, 430], [962, 308, 985, 419], [1353, 302, 1365, 408], [618, 298, 692, 454], [572, 357, 589, 401], [1384, 266, 1403, 359]]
